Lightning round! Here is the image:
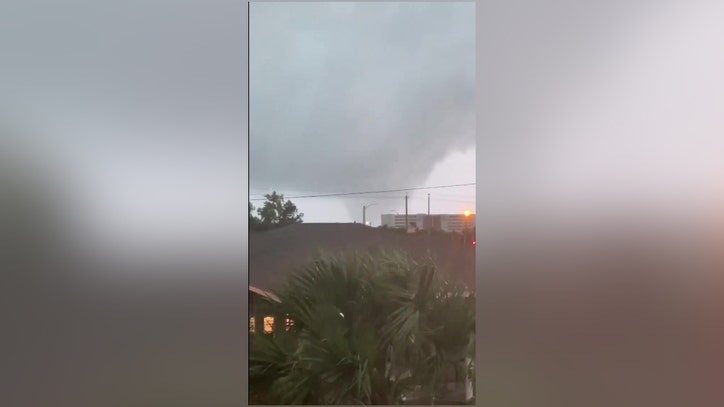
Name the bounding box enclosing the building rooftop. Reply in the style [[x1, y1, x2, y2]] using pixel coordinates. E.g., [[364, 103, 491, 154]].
[[249, 223, 475, 291]]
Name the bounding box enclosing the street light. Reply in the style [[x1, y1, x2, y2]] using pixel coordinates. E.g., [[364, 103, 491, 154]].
[[363, 203, 377, 226], [463, 209, 473, 244]]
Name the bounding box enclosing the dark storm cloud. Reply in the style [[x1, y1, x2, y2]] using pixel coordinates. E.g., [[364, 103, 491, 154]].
[[250, 2, 475, 194]]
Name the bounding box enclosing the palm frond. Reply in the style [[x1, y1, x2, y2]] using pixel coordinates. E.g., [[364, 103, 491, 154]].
[[249, 250, 475, 405]]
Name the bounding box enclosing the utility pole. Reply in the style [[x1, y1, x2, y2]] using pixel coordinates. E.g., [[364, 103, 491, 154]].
[[427, 193, 431, 235], [404, 193, 408, 232], [463, 210, 472, 246]]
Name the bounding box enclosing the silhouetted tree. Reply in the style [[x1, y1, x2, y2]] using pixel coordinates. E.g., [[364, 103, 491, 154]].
[[249, 202, 261, 230], [249, 191, 303, 231]]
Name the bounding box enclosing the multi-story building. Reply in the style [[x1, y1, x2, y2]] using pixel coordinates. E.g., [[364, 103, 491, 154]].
[[439, 214, 475, 233], [380, 213, 475, 233], [380, 213, 426, 232]]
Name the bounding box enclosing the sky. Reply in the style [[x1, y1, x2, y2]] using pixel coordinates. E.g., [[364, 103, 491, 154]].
[[249, 2, 476, 224]]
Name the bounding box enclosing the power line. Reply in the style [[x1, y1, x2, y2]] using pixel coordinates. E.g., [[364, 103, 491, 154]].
[[249, 182, 476, 201], [410, 196, 475, 204]]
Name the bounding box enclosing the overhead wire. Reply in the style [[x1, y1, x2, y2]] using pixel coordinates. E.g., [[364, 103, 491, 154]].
[[248, 182, 476, 201]]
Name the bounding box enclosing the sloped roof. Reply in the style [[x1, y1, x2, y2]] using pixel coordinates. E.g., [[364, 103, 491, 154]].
[[249, 223, 475, 291], [249, 285, 280, 302]]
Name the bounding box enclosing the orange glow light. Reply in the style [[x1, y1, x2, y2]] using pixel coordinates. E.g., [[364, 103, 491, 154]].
[[463, 210, 472, 217], [263, 317, 274, 334]]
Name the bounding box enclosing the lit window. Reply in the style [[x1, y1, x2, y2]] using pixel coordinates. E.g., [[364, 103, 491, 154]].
[[249, 317, 256, 333], [285, 318, 294, 332], [263, 317, 274, 334]]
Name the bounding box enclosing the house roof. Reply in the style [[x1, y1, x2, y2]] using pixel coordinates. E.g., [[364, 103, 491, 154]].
[[249, 223, 475, 291], [249, 285, 280, 302]]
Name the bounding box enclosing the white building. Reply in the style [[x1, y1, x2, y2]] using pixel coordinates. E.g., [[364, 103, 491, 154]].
[[380, 213, 475, 233], [439, 214, 475, 233], [380, 213, 426, 232]]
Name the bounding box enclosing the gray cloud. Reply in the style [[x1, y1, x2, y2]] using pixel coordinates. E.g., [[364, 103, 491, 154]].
[[250, 2, 475, 196]]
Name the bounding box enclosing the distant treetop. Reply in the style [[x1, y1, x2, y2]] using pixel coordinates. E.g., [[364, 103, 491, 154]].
[[249, 191, 303, 231]]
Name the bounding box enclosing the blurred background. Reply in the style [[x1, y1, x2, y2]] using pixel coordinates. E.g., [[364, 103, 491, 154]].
[[1, 1, 247, 406], [478, 1, 724, 405], [2, 0, 724, 406]]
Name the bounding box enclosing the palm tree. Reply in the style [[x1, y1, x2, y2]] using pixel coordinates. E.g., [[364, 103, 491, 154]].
[[249, 251, 475, 405]]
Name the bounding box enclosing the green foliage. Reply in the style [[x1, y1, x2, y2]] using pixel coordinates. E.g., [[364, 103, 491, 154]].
[[249, 252, 475, 405], [249, 191, 303, 232], [249, 202, 261, 230]]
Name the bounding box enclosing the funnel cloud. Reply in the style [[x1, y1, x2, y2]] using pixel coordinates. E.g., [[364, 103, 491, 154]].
[[250, 2, 476, 222]]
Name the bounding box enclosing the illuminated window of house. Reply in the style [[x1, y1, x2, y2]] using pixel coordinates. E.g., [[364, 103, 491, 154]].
[[263, 316, 274, 334], [249, 317, 256, 333], [285, 318, 294, 332]]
